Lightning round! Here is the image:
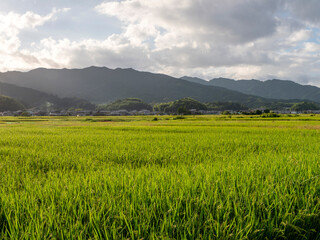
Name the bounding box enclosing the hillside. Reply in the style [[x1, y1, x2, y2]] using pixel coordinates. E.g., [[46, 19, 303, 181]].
[[0, 82, 58, 107], [181, 77, 320, 103], [0, 95, 24, 111], [0, 82, 95, 109], [180, 76, 210, 85], [0, 67, 266, 104], [154, 97, 208, 113], [98, 98, 152, 111]]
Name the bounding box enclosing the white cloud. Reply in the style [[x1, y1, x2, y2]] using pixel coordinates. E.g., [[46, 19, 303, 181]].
[[303, 42, 320, 52], [285, 29, 313, 45], [15, 34, 153, 71], [0, 8, 69, 70]]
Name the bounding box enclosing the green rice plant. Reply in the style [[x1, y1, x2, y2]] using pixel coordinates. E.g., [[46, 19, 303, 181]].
[[0, 115, 319, 239]]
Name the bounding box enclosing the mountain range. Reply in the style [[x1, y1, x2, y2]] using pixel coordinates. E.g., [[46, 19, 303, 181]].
[[0, 67, 319, 111], [181, 77, 320, 103], [0, 95, 25, 112], [0, 67, 266, 105], [0, 82, 95, 110]]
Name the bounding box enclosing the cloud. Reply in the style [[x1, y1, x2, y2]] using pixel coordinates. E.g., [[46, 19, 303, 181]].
[[287, 0, 320, 25], [96, 0, 281, 44], [0, 8, 70, 70], [94, 0, 283, 70], [13, 34, 153, 71], [92, 0, 320, 85]]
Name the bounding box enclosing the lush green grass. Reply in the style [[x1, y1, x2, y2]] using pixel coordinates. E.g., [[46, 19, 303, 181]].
[[0, 115, 320, 239]]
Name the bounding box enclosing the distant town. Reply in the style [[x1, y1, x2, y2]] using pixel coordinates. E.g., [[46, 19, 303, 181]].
[[2, 108, 320, 117]]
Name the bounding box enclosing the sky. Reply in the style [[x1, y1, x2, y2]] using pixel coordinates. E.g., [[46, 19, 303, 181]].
[[0, 0, 320, 86]]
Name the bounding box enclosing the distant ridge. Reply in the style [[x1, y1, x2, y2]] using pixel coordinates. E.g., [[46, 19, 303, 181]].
[[0, 81, 95, 109], [180, 76, 210, 85], [0, 81, 58, 107], [0, 95, 24, 111], [181, 76, 320, 103], [0, 67, 266, 104]]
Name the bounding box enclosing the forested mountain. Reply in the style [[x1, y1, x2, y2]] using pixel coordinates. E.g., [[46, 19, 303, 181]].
[[0, 82, 58, 107], [154, 98, 208, 113], [0, 67, 265, 104], [209, 78, 320, 102], [98, 98, 152, 111], [180, 76, 210, 85], [3, 67, 319, 108], [0, 82, 95, 109], [181, 76, 320, 103], [0, 95, 24, 111]]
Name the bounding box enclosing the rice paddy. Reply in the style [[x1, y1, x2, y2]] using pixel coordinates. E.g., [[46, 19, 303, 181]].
[[0, 115, 320, 239]]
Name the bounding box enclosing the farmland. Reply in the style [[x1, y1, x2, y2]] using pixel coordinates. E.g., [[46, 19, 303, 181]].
[[0, 115, 320, 239]]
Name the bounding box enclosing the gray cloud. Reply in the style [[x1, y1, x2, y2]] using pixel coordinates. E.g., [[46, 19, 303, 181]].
[[287, 0, 320, 24], [97, 0, 282, 44]]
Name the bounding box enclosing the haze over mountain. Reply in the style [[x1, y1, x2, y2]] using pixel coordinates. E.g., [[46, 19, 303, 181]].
[[0, 95, 24, 111], [180, 76, 210, 86], [0, 67, 266, 105], [0, 82, 94, 110], [0, 82, 59, 107], [181, 77, 320, 103]]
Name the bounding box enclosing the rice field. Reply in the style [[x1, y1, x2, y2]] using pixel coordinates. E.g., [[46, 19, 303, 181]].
[[0, 115, 320, 239]]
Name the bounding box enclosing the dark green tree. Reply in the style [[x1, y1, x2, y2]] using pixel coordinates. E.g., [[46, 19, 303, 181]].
[[291, 102, 319, 111], [154, 98, 207, 113], [98, 98, 152, 111], [177, 106, 191, 115]]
